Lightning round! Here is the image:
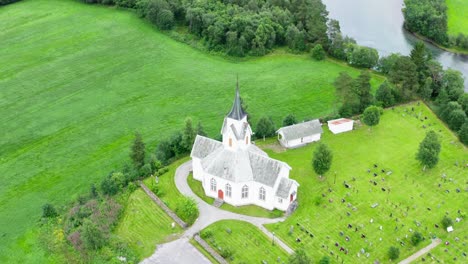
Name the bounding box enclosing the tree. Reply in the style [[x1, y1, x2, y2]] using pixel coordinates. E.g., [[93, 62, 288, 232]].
[[256, 116, 276, 140], [90, 184, 98, 198], [283, 114, 297, 127], [416, 130, 441, 169], [101, 175, 119, 196], [388, 246, 400, 260], [362, 106, 381, 129], [441, 69, 464, 101], [411, 232, 423, 246], [182, 117, 196, 151], [403, 0, 448, 44], [81, 219, 106, 250], [377, 53, 402, 74], [146, 0, 174, 30], [312, 143, 333, 177], [196, 121, 207, 136], [388, 56, 419, 101], [410, 41, 432, 85], [441, 216, 453, 229], [354, 71, 374, 112], [447, 110, 467, 131], [319, 256, 330, 264], [311, 44, 325, 60], [375, 81, 395, 107], [347, 45, 379, 68], [42, 203, 58, 218], [334, 72, 354, 101], [458, 93, 468, 116], [440, 101, 462, 122], [130, 132, 145, 169], [288, 248, 311, 264], [459, 122, 468, 145], [420, 77, 433, 101]]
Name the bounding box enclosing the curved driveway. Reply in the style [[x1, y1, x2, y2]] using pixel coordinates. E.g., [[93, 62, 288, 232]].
[[142, 161, 292, 264]]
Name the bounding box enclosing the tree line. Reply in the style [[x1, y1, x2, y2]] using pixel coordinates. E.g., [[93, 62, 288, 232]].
[[403, 0, 468, 51]]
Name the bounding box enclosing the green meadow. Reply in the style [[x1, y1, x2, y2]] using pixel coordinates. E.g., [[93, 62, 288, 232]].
[[447, 0, 468, 35], [0, 0, 384, 261], [262, 102, 467, 262], [201, 220, 289, 263]]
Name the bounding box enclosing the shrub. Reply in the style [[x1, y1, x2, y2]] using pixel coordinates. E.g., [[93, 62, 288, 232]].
[[220, 247, 233, 259], [42, 203, 58, 218], [441, 216, 453, 229], [388, 246, 400, 260], [101, 175, 119, 196], [175, 197, 199, 225], [411, 232, 423, 246], [311, 44, 326, 60], [319, 256, 331, 264], [283, 114, 297, 127], [200, 229, 213, 239], [81, 219, 106, 250]]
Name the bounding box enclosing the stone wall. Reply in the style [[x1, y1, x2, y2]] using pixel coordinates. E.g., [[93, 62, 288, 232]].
[[139, 182, 188, 229]]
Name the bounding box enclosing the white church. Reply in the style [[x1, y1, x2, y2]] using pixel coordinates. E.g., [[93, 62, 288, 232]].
[[190, 83, 299, 211]]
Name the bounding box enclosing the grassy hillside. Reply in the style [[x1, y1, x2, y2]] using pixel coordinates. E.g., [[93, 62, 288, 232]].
[[447, 0, 468, 35], [115, 189, 182, 258], [0, 0, 384, 261], [263, 102, 467, 262]]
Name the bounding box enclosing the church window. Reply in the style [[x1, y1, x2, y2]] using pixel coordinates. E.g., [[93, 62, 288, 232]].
[[225, 184, 232, 198], [278, 198, 283, 203], [241, 185, 249, 199], [259, 187, 266, 201], [229, 138, 232, 147], [210, 178, 216, 192], [245, 136, 249, 144]]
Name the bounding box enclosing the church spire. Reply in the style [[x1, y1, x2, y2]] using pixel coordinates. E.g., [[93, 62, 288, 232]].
[[227, 76, 246, 120]]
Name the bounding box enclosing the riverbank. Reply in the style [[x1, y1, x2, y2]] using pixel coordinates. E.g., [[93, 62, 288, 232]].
[[405, 29, 468, 56]]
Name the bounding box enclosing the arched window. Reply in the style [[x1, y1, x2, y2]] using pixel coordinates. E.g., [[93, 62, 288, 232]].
[[241, 185, 249, 199], [259, 187, 266, 201], [245, 136, 249, 144], [210, 178, 216, 192], [229, 138, 232, 147], [225, 184, 232, 198]]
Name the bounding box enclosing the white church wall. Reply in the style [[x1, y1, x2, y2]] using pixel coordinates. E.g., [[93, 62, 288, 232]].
[[192, 158, 203, 181]]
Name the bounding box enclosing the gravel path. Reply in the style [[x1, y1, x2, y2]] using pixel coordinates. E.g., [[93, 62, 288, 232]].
[[141, 161, 292, 263], [398, 239, 442, 264]]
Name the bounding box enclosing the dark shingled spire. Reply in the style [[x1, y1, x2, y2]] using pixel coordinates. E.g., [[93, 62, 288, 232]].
[[227, 77, 246, 120]]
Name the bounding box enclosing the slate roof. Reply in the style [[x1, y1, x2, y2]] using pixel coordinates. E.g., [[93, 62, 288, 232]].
[[190, 135, 223, 159], [191, 135, 289, 187], [275, 178, 298, 199], [227, 82, 246, 120], [277, 119, 323, 141]]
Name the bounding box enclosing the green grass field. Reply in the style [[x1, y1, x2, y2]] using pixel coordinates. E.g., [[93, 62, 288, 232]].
[[201, 220, 289, 263], [0, 0, 385, 261], [262, 102, 467, 262], [447, 0, 468, 35], [115, 189, 182, 258]]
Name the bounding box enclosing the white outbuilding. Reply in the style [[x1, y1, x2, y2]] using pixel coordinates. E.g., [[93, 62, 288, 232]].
[[327, 118, 354, 134], [191, 83, 299, 212], [276, 120, 323, 149]]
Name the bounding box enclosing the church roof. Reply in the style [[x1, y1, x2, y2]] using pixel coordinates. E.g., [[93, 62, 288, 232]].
[[190, 135, 223, 159], [192, 135, 289, 187], [275, 178, 298, 199], [277, 119, 323, 141], [226, 82, 246, 120]]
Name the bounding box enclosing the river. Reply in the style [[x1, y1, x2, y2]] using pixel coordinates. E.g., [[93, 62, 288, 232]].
[[322, 0, 468, 92]]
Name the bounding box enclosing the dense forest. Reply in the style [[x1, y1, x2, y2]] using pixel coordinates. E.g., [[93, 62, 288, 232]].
[[0, 0, 20, 5], [403, 0, 468, 50]]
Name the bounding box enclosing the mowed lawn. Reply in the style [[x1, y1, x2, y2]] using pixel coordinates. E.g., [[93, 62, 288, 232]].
[[0, 0, 385, 261], [262, 102, 467, 263], [115, 189, 182, 258], [447, 0, 468, 35], [201, 220, 289, 263]]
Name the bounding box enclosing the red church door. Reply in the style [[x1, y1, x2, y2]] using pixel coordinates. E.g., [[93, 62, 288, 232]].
[[290, 194, 294, 202], [218, 189, 224, 200]]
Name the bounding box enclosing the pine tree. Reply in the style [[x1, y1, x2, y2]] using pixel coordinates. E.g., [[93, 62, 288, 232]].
[[130, 132, 145, 169], [312, 143, 333, 177], [182, 117, 196, 151]]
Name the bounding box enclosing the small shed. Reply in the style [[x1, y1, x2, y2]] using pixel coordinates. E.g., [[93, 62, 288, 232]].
[[328, 118, 354, 134], [276, 119, 323, 148]]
